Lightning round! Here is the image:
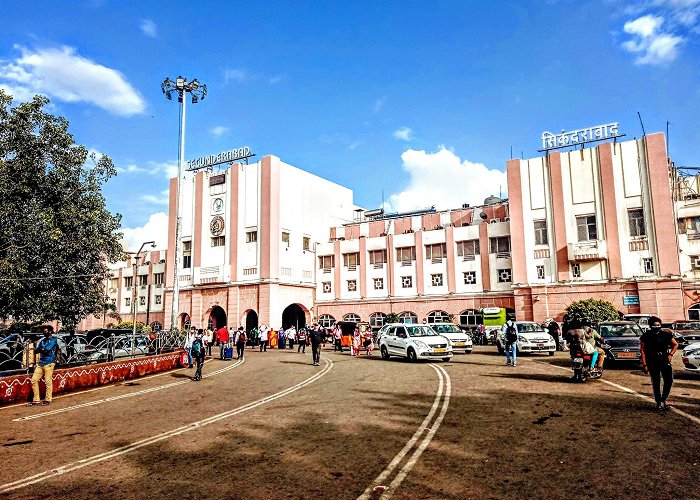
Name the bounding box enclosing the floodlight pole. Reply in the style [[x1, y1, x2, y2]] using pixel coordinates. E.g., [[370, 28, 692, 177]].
[[161, 76, 206, 333]]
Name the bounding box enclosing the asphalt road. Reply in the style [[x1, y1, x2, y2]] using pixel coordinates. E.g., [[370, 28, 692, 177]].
[[0, 346, 698, 499]]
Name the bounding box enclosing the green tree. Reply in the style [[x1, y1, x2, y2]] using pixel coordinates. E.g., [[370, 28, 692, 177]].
[[565, 298, 620, 325], [0, 91, 123, 326], [115, 321, 145, 333]]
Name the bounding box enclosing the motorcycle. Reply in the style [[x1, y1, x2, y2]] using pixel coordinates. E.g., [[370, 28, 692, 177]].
[[570, 343, 603, 382]]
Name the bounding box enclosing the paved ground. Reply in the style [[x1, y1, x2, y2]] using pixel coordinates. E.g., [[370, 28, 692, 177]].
[[0, 345, 698, 499]]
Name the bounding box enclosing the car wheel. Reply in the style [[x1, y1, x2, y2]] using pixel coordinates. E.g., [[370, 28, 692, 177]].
[[548, 351, 555, 356], [380, 346, 390, 360], [407, 348, 417, 362], [442, 357, 451, 362]]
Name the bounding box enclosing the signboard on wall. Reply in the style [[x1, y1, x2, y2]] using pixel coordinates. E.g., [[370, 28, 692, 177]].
[[623, 295, 640, 306], [539, 123, 624, 152]]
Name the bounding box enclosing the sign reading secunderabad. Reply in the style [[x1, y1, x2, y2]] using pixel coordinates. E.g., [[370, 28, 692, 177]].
[[539, 123, 623, 152], [187, 146, 255, 171]]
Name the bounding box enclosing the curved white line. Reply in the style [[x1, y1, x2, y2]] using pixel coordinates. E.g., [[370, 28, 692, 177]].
[[0, 358, 333, 494], [380, 363, 451, 500], [358, 363, 445, 500], [12, 359, 244, 422]]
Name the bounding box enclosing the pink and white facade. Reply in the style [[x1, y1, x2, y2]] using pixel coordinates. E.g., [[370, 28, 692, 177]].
[[163, 155, 355, 331]]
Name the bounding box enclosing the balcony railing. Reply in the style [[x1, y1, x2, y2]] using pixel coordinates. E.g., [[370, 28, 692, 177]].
[[496, 252, 511, 259], [629, 239, 649, 252], [567, 240, 608, 261]]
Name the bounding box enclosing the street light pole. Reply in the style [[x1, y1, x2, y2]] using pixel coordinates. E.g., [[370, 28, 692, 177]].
[[131, 241, 156, 355], [161, 76, 207, 332]]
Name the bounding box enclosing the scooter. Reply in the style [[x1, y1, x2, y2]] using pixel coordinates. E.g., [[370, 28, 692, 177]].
[[570, 344, 603, 382]]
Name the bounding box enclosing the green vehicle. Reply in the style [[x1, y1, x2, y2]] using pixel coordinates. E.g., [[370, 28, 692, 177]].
[[481, 307, 507, 343]]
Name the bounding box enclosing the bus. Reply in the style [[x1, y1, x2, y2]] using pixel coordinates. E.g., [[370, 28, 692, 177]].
[[481, 307, 507, 342]]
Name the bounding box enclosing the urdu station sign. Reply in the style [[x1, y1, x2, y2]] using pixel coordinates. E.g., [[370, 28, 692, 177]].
[[186, 146, 255, 171], [539, 122, 624, 152]]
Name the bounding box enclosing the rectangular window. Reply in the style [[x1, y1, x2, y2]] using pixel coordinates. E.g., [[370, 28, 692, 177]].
[[497, 269, 512, 283], [154, 273, 164, 285], [347, 280, 357, 292], [124, 276, 133, 288], [368, 250, 387, 265], [489, 236, 511, 255], [396, 247, 416, 262], [643, 258, 654, 273], [246, 231, 258, 243], [125, 297, 131, 307], [425, 243, 447, 261], [401, 276, 413, 288], [534, 220, 548, 245], [576, 215, 597, 242], [139, 296, 146, 306], [373, 278, 384, 290], [282, 231, 290, 245], [155, 295, 162, 305], [456, 240, 480, 259], [431, 273, 444, 286], [138, 275, 148, 286], [692, 255, 700, 270], [536, 265, 545, 279], [211, 236, 225, 247], [183, 240, 192, 269], [109, 278, 118, 290], [628, 209, 646, 237], [303, 236, 310, 251], [318, 255, 334, 270], [572, 262, 581, 278], [463, 271, 477, 285], [322, 282, 331, 293], [343, 253, 359, 268]]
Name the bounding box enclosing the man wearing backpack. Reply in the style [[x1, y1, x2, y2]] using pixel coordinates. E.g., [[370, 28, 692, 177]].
[[235, 327, 247, 360], [501, 318, 519, 366], [191, 329, 206, 381]]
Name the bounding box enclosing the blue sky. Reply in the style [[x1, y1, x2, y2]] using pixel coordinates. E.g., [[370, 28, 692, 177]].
[[2, 0, 699, 250]]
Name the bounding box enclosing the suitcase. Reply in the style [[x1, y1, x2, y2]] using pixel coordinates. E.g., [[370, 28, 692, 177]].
[[223, 346, 233, 360]]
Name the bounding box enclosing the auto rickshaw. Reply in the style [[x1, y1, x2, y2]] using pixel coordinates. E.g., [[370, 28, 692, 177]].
[[336, 321, 370, 352]]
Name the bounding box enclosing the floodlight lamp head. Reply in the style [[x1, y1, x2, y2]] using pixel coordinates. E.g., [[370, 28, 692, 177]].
[[191, 95, 198, 104], [190, 79, 199, 90], [165, 91, 172, 100], [176, 76, 185, 88]]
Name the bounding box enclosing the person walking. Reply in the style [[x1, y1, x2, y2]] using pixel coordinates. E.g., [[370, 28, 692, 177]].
[[334, 325, 342, 352], [547, 320, 560, 351], [278, 327, 287, 350], [184, 327, 196, 368], [205, 329, 213, 356], [28, 325, 59, 406], [309, 324, 323, 366], [235, 327, 247, 360], [259, 324, 269, 352], [192, 330, 206, 381], [501, 318, 518, 366], [297, 327, 307, 353], [287, 326, 296, 350], [640, 315, 678, 413], [216, 326, 230, 359]]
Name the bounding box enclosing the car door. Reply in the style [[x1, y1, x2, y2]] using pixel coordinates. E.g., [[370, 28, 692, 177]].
[[394, 326, 409, 356], [383, 327, 397, 354]]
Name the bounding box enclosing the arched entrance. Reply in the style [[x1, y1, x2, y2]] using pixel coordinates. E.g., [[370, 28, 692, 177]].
[[209, 306, 227, 330], [282, 304, 307, 330], [244, 309, 259, 332], [689, 303, 700, 320], [179, 313, 191, 330]]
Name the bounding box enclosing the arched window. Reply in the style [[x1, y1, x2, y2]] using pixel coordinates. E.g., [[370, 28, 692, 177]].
[[689, 303, 700, 321], [459, 309, 482, 326], [150, 321, 163, 331], [369, 312, 387, 329], [318, 314, 336, 328], [427, 310, 451, 323], [398, 311, 417, 324], [343, 313, 361, 323]]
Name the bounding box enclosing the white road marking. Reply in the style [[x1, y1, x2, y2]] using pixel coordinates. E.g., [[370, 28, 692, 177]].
[[0, 358, 334, 494], [531, 359, 700, 426], [12, 359, 243, 422], [358, 363, 451, 500]]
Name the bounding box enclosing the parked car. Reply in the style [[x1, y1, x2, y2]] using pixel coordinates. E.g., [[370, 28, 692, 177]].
[[671, 321, 700, 349], [379, 323, 453, 362], [496, 321, 556, 356], [426, 323, 473, 353], [682, 341, 700, 373], [87, 335, 151, 363], [597, 321, 642, 365], [55, 333, 91, 358], [623, 314, 652, 332]]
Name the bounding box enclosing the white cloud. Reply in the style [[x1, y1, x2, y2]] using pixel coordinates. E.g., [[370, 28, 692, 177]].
[[624, 14, 663, 36], [140, 19, 158, 37], [140, 189, 170, 206], [385, 147, 507, 213], [224, 68, 249, 83], [268, 75, 283, 84], [121, 212, 169, 252], [210, 126, 229, 138], [393, 127, 413, 141], [116, 160, 178, 178], [373, 96, 387, 112], [0, 45, 145, 116]]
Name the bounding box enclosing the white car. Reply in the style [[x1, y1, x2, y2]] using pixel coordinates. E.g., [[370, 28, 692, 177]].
[[497, 321, 556, 356], [426, 323, 473, 353], [682, 341, 700, 373], [379, 324, 453, 362]]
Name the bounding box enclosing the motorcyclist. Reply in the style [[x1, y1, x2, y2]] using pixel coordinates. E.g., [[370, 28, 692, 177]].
[[581, 319, 605, 373]]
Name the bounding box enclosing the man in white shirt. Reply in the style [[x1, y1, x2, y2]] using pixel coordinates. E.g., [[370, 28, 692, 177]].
[[259, 324, 269, 352]]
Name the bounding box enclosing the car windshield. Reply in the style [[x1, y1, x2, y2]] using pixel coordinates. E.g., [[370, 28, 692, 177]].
[[599, 324, 642, 338], [517, 323, 544, 333], [431, 324, 461, 334], [407, 326, 436, 337], [675, 322, 700, 330]]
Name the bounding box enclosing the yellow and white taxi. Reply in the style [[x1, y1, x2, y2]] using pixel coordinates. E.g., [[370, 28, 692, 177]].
[[379, 323, 453, 362]]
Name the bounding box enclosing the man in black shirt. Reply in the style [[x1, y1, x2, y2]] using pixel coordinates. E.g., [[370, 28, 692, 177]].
[[640, 315, 678, 413], [308, 324, 323, 366]]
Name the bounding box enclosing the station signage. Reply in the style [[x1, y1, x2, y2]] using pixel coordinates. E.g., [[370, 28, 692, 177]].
[[622, 295, 640, 306], [187, 146, 255, 171], [539, 123, 623, 151]]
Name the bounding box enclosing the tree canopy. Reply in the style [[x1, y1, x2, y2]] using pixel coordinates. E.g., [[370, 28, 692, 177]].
[[565, 298, 620, 325], [0, 91, 123, 328]]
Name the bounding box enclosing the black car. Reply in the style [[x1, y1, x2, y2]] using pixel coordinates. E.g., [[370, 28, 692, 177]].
[[671, 321, 700, 349], [597, 321, 643, 365]]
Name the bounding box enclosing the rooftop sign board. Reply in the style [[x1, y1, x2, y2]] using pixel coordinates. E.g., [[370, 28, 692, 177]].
[[539, 123, 624, 152], [187, 146, 255, 171]]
